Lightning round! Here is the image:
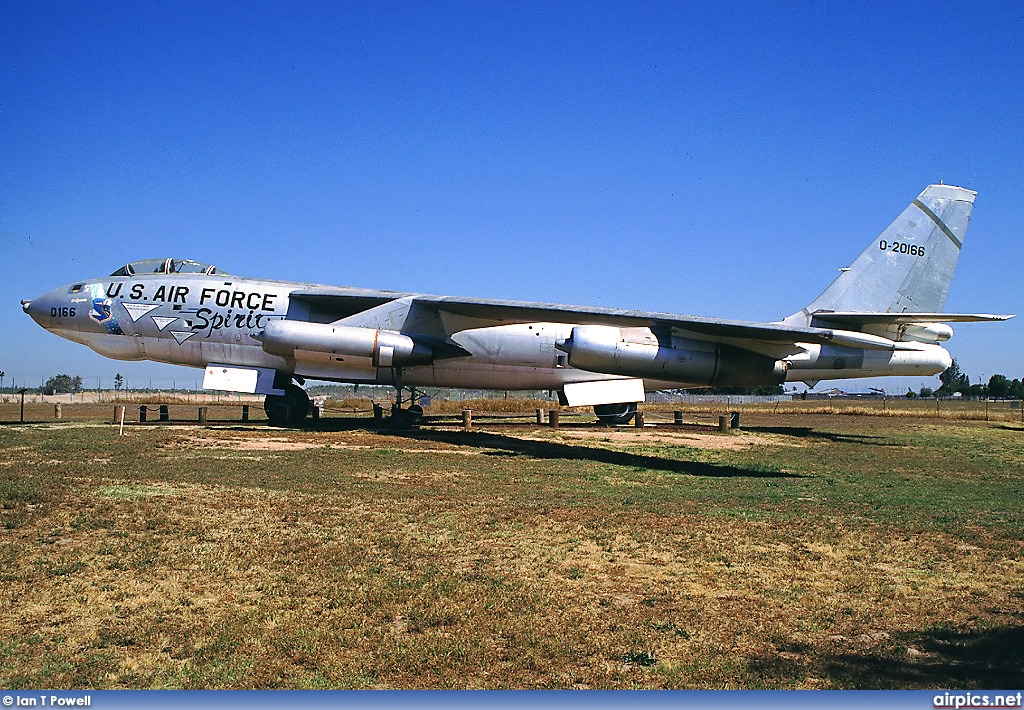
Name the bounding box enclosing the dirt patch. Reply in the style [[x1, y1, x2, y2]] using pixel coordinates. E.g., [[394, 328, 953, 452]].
[[167, 430, 483, 455]]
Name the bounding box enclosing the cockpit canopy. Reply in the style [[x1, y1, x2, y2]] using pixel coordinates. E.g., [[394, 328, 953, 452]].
[[110, 258, 224, 277]]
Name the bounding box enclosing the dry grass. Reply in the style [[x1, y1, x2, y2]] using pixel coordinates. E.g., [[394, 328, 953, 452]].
[[1, 407, 1022, 688]]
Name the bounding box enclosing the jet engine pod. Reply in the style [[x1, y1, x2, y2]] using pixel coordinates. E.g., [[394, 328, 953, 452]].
[[559, 325, 786, 387], [257, 320, 432, 367], [901, 323, 954, 344]]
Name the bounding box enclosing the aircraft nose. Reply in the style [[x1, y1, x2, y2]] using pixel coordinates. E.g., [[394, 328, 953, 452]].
[[23, 295, 47, 326], [22, 290, 61, 327]]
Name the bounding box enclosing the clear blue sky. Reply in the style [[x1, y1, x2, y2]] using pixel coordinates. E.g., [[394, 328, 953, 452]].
[[2, 1, 1022, 392]]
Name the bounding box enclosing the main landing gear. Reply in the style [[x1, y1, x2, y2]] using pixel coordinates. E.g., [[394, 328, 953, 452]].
[[593, 402, 637, 426], [262, 372, 423, 429], [264, 383, 311, 427], [390, 381, 424, 428]]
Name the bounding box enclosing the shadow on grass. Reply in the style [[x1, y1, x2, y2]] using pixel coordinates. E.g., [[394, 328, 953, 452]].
[[753, 625, 1024, 688], [742, 425, 897, 446], [208, 416, 804, 478], [994, 424, 1024, 433], [391, 428, 803, 479]]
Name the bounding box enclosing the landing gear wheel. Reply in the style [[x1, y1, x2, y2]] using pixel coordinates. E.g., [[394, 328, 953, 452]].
[[264, 384, 311, 427], [594, 402, 637, 426], [390, 402, 424, 429]]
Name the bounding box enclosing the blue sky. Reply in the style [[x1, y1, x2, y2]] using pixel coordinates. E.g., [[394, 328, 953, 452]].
[[2, 1, 1022, 392]]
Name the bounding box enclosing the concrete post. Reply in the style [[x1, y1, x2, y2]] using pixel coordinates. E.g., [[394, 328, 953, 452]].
[[462, 409, 472, 431], [54, 403, 62, 420], [242, 404, 249, 422], [113, 405, 125, 425], [536, 408, 545, 424], [719, 415, 728, 432], [634, 410, 645, 428], [139, 405, 147, 423], [159, 404, 169, 422], [198, 406, 208, 424], [549, 409, 559, 428]]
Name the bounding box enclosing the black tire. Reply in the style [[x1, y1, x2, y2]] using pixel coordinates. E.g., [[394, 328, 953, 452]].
[[264, 384, 311, 426], [594, 402, 637, 426], [390, 403, 423, 429]]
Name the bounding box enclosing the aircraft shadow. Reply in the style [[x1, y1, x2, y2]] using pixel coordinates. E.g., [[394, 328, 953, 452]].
[[383, 427, 803, 479], [751, 624, 1024, 688], [226, 416, 803, 477], [742, 425, 896, 446]]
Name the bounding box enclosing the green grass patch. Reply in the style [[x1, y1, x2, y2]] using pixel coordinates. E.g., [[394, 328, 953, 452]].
[[0, 413, 1021, 689]]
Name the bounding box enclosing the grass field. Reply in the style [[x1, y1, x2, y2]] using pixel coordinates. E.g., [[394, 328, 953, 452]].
[[1, 403, 1022, 689]]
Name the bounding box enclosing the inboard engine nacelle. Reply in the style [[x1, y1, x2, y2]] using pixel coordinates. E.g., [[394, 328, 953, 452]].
[[256, 320, 432, 367], [557, 325, 787, 387]]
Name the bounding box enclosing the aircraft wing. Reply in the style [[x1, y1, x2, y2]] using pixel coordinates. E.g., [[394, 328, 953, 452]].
[[281, 292, 1010, 354], [412, 296, 903, 351]]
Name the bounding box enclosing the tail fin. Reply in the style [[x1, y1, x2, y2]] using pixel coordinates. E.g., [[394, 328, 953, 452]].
[[785, 184, 976, 325]]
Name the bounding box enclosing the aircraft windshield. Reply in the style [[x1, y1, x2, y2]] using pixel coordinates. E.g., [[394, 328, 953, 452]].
[[110, 259, 224, 276]]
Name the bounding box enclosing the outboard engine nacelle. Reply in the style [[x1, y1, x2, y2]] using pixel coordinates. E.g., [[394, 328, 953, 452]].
[[256, 320, 432, 367], [559, 325, 786, 387], [901, 323, 954, 344]]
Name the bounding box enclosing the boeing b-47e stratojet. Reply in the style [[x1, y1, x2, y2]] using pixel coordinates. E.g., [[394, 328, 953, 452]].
[[23, 185, 1011, 426]]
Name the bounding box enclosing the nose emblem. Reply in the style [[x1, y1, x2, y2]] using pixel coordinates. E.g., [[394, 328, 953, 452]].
[[87, 288, 124, 335]]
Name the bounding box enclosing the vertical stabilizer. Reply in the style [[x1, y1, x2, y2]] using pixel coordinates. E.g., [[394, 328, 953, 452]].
[[785, 184, 976, 325]]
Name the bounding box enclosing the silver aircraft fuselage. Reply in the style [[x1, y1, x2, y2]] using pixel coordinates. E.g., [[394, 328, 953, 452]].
[[24, 266, 952, 393], [22, 270, 659, 391], [22, 186, 1012, 426]]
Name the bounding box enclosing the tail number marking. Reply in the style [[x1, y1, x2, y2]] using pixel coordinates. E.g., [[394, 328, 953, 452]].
[[879, 240, 925, 257]]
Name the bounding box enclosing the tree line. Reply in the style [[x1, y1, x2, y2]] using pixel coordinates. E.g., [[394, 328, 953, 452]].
[[3, 373, 125, 395], [933, 358, 1023, 399]]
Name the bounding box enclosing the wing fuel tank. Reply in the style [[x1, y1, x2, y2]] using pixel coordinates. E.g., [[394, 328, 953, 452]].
[[256, 320, 432, 367]]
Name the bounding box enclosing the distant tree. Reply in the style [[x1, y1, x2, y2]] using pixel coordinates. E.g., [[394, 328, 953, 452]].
[[938, 359, 970, 397], [43, 374, 82, 395], [114, 373, 124, 391], [1010, 379, 1024, 400], [919, 386, 934, 398], [988, 374, 1011, 399], [905, 388, 917, 399]]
